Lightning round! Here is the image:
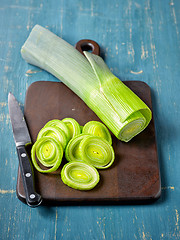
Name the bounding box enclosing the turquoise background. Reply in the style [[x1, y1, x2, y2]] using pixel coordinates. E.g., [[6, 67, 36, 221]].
[[0, 0, 180, 239]]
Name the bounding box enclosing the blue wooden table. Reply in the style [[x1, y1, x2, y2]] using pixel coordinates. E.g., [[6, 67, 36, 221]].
[[1, 0, 180, 239]]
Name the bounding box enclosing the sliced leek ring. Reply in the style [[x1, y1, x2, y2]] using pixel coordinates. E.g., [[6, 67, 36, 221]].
[[79, 136, 115, 169], [82, 121, 112, 145], [44, 119, 71, 142], [37, 126, 67, 149], [61, 161, 100, 190], [65, 134, 90, 162], [31, 136, 63, 173], [62, 118, 81, 139]]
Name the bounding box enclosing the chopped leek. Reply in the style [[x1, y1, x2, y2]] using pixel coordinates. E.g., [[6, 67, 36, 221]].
[[31, 118, 116, 190], [44, 119, 71, 142], [82, 121, 112, 144], [79, 136, 115, 169], [37, 126, 67, 149], [31, 136, 63, 173], [21, 25, 152, 142], [61, 162, 100, 190], [62, 118, 81, 139], [65, 134, 90, 162]]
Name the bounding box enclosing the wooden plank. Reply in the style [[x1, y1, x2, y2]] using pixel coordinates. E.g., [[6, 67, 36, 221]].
[[0, 0, 180, 239]]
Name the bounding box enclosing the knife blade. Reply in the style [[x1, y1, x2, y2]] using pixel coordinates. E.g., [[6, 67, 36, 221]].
[[8, 92, 42, 207]]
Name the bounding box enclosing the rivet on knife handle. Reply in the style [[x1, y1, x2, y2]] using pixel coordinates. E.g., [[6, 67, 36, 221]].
[[17, 145, 42, 207]]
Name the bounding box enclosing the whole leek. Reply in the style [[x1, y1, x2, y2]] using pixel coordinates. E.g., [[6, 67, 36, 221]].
[[21, 25, 152, 142]]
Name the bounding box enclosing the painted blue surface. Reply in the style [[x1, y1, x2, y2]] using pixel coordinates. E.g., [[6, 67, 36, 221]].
[[0, 0, 180, 239]]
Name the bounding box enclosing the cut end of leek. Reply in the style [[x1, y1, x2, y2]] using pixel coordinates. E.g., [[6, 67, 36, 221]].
[[117, 111, 147, 142], [119, 117, 146, 142]]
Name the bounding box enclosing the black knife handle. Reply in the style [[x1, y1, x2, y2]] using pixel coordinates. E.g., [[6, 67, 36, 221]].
[[16, 145, 42, 207]]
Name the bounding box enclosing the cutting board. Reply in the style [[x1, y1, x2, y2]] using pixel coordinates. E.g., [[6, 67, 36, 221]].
[[16, 80, 161, 205]]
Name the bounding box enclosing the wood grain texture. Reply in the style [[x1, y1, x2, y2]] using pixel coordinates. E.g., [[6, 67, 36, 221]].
[[0, 0, 180, 239]]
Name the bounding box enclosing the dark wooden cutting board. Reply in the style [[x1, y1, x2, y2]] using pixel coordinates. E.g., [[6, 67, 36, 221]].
[[16, 80, 161, 205]]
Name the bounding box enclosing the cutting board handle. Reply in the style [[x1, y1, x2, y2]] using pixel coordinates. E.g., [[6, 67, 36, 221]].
[[75, 39, 100, 56]]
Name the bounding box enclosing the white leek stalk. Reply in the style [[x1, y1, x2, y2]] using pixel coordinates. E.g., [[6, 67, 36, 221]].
[[21, 25, 152, 142]]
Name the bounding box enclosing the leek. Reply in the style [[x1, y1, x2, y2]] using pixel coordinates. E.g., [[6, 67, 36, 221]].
[[37, 126, 67, 149], [61, 162, 100, 190], [44, 119, 71, 142], [21, 25, 152, 142], [79, 136, 115, 169], [82, 121, 112, 144], [62, 118, 81, 139], [65, 134, 90, 162], [31, 136, 63, 173]]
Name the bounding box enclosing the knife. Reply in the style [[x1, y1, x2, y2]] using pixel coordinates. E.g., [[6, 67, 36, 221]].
[[8, 92, 42, 207]]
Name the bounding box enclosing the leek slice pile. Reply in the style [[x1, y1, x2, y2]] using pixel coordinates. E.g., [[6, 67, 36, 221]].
[[21, 25, 152, 142], [31, 118, 114, 190]]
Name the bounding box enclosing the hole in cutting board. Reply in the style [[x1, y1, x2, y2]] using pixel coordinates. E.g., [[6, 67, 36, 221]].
[[80, 42, 94, 52]]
